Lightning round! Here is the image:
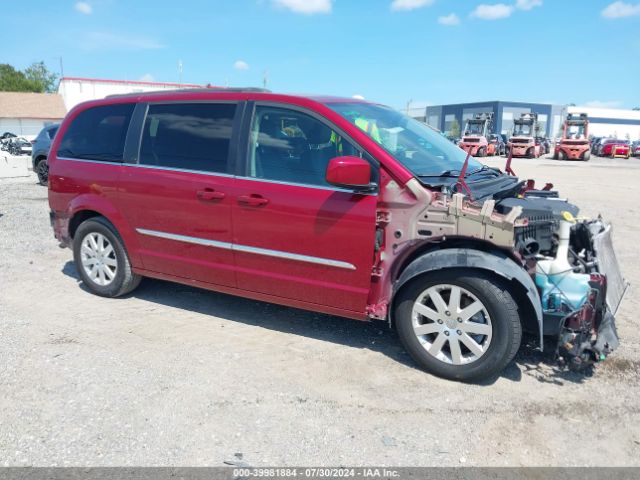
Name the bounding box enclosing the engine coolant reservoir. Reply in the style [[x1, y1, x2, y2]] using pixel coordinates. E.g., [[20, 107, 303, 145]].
[[535, 220, 591, 312]]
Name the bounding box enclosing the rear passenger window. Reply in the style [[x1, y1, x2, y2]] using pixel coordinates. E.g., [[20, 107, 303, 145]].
[[139, 103, 236, 173], [58, 104, 134, 162]]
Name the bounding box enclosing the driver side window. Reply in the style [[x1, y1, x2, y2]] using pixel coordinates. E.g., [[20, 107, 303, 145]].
[[248, 106, 360, 187]]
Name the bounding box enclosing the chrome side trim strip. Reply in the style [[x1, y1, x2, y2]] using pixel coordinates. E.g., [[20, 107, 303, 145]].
[[232, 243, 356, 270], [136, 228, 233, 250], [135, 228, 356, 271]]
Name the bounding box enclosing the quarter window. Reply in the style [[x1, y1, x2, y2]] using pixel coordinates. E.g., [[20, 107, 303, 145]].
[[139, 103, 236, 173], [57, 104, 134, 162], [248, 106, 362, 187]]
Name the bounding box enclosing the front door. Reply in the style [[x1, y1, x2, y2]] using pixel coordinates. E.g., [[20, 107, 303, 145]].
[[118, 101, 239, 288], [232, 104, 378, 315]]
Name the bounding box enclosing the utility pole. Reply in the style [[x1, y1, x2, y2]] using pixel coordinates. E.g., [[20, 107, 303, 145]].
[[54, 57, 65, 99], [406, 99, 413, 116], [263, 70, 268, 90], [178, 59, 183, 85]]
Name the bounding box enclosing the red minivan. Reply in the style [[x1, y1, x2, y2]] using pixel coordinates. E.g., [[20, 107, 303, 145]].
[[48, 89, 625, 381]]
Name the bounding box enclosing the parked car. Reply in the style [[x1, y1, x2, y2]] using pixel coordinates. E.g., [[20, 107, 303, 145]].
[[631, 140, 640, 157], [488, 134, 506, 156], [533, 137, 548, 155], [598, 139, 631, 158], [47, 89, 625, 382], [31, 123, 60, 185], [5, 136, 33, 156], [0, 131, 17, 152]]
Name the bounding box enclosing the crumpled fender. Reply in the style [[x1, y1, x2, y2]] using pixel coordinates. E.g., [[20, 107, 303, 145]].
[[393, 248, 544, 349]]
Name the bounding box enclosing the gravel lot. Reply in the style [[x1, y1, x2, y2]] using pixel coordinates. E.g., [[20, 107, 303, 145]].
[[1, 155, 639, 467]]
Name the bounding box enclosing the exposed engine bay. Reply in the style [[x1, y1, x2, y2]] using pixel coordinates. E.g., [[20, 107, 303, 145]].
[[496, 188, 627, 369]]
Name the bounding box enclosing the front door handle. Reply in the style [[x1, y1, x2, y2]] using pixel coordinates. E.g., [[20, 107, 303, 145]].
[[238, 194, 269, 207], [197, 188, 226, 201]]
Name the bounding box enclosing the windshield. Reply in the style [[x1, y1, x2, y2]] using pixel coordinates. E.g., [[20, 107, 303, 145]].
[[328, 102, 483, 177], [513, 123, 533, 136], [566, 125, 586, 139], [464, 122, 484, 136]]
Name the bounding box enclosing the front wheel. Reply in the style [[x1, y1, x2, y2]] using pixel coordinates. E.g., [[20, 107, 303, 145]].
[[394, 269, 522, 382], [583, 151, 591, 162], [477, 147, 486, 157], [73, 217, 142, 297]]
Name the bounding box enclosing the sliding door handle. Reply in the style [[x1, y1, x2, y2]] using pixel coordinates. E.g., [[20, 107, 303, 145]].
[[197, 188, 226, 201]]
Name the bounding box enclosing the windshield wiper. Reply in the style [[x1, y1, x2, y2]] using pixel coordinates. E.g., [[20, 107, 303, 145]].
[[417, 169, 460, 177]]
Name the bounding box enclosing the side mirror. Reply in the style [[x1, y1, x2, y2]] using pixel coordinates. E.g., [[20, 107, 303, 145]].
[[325, 156, 373, 191]]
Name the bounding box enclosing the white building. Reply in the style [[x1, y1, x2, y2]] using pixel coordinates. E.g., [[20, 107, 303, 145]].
[[569, 106, 640, 140], [0, 92, 66, 137], [57, 77, 202, 111]]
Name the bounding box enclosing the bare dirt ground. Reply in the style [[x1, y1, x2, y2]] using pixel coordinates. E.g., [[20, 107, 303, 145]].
[[1, 155, 639, 467]]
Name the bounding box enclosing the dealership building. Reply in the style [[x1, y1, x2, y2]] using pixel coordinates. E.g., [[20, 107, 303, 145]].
[[420, 101, 640, 139]]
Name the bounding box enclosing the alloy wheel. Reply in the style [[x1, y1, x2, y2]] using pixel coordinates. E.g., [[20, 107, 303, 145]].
[[80, 232, 118, 286], [411, 284, 493, 365]]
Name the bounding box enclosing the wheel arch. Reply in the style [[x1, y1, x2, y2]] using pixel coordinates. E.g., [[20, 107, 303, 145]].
[[66, 197, 142, 267], [391, 248, 543, 349]]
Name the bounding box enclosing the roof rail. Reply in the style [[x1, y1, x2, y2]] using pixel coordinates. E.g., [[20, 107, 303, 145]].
[[105, 87, 271, 99]]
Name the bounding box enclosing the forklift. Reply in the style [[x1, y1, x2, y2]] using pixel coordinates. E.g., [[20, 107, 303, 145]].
[[508, 113, 544, 158], [459, 113, 495, 157], [554, 113, 591, 161]]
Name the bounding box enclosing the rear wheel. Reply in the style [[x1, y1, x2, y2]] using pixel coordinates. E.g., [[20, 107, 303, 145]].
[[557, 150, 566, 161], [73, 217, 142, 297], [583, 150, 591, 162], [35, 157, 48, 185], [394, 269, 522, 382], [478, 147, 486, 157]]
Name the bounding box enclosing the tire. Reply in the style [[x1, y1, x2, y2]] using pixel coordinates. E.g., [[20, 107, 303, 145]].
[[478, 147, 486, 158], [73, 217, 142, 297], [557, 150, 566, 161], [394, 269, 522, 382], [35, 157, 48, 186], [583, 151, 591, 162]]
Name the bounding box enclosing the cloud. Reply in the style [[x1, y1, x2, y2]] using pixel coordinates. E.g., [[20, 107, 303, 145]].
[[139, 73, 155, 82], [601, 1, 640, 18], [233, 60, 250, 71], [75, 1, 92, 14], [82, 32, 165, 51], [471, 3, 514, 19], [272, 0, 332, 14], [582, 100, 623, 108], [515, 0, 542, 10], [438, 13, 460, 25], [390, 0, 435, 11]]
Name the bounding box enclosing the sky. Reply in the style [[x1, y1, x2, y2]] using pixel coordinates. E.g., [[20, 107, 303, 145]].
[[2, 0, 639, 110]]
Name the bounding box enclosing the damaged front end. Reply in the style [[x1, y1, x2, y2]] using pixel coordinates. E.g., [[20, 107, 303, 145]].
[[503, 189, 628, 369], [533, 216, 627, 369]]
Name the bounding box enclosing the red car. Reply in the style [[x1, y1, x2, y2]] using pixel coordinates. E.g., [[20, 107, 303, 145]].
[[599, 139, 631, 158], [48, 89, 625, 381]]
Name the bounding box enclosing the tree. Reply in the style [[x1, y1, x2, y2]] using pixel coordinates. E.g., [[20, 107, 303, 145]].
[[24, 62, 58, 93], [0, 62, 58, 93], [633, 107, 640, 111], [449, 118, 461, 138], [0, 64, 35, 92]]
